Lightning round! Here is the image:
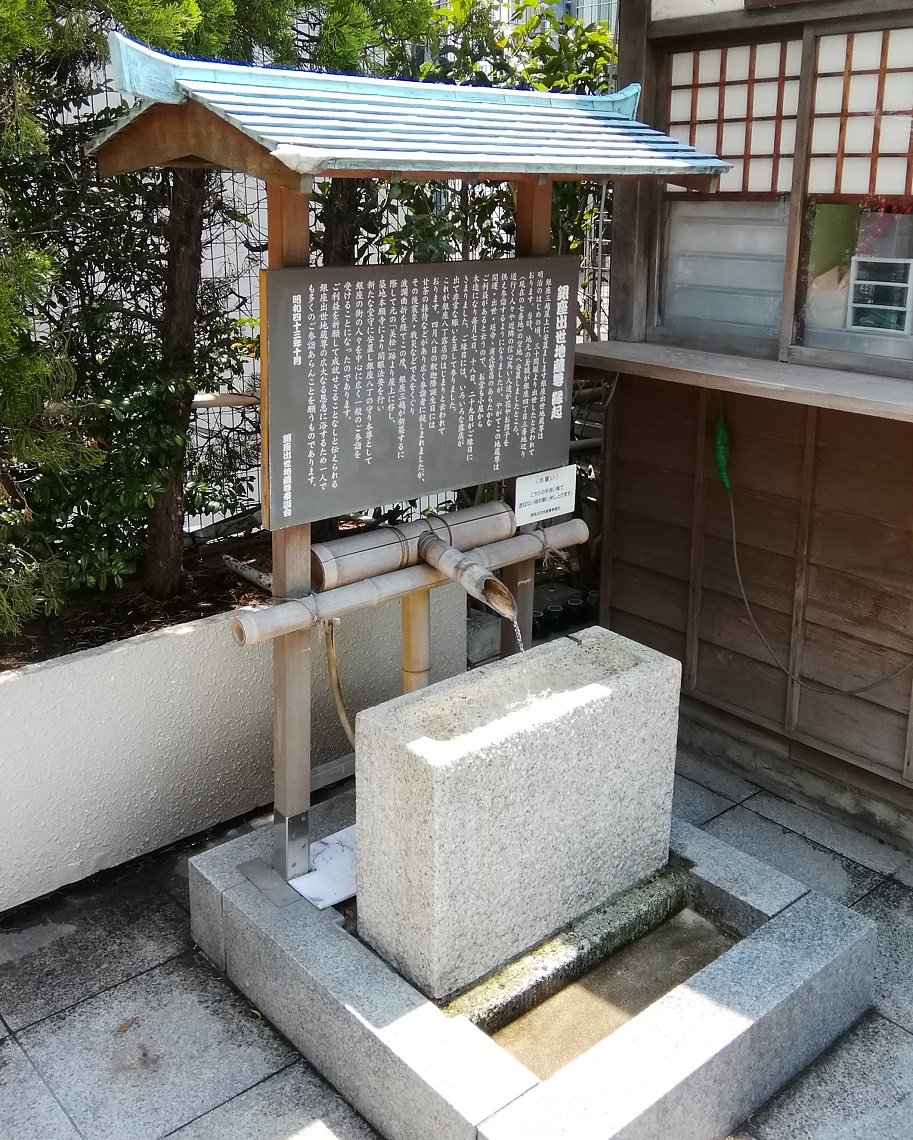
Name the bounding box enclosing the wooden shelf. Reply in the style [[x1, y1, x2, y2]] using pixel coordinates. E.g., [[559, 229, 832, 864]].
[[575, 340, 913, 424]]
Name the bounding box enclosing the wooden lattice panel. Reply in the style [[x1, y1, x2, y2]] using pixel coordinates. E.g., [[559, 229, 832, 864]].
[[809, 28, 913, 197], [668, 40, 802, 194]]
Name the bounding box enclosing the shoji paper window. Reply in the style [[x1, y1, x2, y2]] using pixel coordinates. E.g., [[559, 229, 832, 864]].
[[668, 40, 802, 193], [809, 28, 913, 197]]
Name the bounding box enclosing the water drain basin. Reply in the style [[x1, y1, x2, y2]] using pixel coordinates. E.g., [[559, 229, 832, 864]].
[[492, 908, 736, 1079]]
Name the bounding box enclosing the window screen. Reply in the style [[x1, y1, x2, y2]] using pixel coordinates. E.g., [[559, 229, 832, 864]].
[[661, 200, 789, 341]]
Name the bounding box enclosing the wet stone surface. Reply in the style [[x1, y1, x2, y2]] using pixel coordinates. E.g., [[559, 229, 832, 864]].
[[492, 907, 736, 1079]]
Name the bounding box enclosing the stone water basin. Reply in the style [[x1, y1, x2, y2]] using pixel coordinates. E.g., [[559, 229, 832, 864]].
[[492, 907, 736, 1079]]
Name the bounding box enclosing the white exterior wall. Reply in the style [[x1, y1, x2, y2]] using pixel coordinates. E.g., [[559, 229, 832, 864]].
[[651, 0, 742, 20], [0, 588, 466, 912]]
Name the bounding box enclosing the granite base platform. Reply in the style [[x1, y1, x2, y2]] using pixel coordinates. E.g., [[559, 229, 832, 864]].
[[189, 797, 876, 1140]]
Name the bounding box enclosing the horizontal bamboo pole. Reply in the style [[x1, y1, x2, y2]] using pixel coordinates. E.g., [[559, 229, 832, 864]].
[[231, 518, 588, 647], [312, 501, 514, 590]]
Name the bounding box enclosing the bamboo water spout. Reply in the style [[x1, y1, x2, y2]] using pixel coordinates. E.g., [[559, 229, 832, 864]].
[[416, 532, 517, 621], [230, 518, 588, 648]]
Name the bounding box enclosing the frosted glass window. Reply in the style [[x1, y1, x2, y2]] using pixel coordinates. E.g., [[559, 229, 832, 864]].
[[754, 42, 782, 80], [883, 73, 913, 114], [669, 88, 693, 123], [841, 158, 873, 196], [880, 116, 913, 155], [696, 86, 719, 120], [699, 49, 722, 83], [779, 119, 797, 153], [751, 121, 776, 155], [875, 157, 911, 196], [671, 52, 694, 86], [888, 28, 913, 70], [727, 45, 750, 82], [724, 84, 748, 120], [777, 158, 794, 193], [808, 157, 838, 194], [818, 35, 848, 75], [847, 74, 880, 114], [748, 158, 775, 192], [695, 124, 718, 154], [844, 116, 876, 154], [722, 121, 746, 154], [782, 80, 800, 117], [852, 31, 886, 72], [662, 201, 788, 343], [811, 118, 840, 154], [815, 77, 845, 115], [752, 81, 780, 119]]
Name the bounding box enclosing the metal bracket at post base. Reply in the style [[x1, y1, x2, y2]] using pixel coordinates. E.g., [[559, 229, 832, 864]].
[[273, 808, 310, 881]]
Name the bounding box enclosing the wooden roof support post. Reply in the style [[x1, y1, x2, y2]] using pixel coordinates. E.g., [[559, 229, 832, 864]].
[[266, 184, 315, 881], [501, 179, 553, 657], [608, 0, 658, 343]]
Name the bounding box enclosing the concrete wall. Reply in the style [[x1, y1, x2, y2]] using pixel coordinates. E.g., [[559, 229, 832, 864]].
[[0, 588, 466, 912], [651, 0, 742, 20]]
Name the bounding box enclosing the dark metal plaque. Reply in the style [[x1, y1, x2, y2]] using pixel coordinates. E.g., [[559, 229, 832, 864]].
[[264, 257, 578, 528]]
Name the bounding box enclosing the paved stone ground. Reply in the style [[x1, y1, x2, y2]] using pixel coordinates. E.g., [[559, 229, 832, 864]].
[[2, 758, 912, 1139]]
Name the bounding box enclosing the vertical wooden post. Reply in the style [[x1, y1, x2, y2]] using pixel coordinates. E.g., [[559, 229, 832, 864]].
[[501, 179, 553, 657], [684, 390, 708, 690], [402, 589, 432, 691], [786, 407, 818, 730], [608, 0, 659, 344], [265, 184, 314, 880]]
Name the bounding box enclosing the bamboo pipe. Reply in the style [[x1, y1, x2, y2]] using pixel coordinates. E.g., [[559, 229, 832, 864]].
[[231, 518, 588, 648], [311, 501, 514, 591], [402, 589, 432, 692], [417, 532, 516, 621]]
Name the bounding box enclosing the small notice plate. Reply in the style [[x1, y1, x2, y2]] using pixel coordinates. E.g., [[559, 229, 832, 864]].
[[513, 464, 577, 526]]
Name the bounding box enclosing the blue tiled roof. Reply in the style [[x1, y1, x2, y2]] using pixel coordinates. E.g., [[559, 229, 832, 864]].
[[96, 33, 730, 181]]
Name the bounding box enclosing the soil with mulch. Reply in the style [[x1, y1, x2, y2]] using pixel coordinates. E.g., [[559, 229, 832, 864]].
[[1, 534, 274, 673]]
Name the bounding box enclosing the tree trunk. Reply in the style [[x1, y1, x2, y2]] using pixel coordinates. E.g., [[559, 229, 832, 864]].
[[144, 168, 207, 598], [322, 179, 359, 267]]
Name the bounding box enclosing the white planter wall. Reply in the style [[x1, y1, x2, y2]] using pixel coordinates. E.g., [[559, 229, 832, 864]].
[[0, 587, 466, 912]]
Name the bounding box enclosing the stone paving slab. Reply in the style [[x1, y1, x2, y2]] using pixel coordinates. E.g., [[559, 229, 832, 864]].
[[0, 872, 191, 1030], [748, 1012, 913, 1140], [892, 856, 913, 888], [672, 774, 735, 826], [743, 792, 906, 875], [167, 1061, 380, 1139], [146, 821, 256, 911], [18, 951, 295, 1140], [704, 806, 885, 906], [0, 1036, 81, 1140], [675, 749, 760, 803], [853, 878, 913, 1034], [670, 820, 808, 937]]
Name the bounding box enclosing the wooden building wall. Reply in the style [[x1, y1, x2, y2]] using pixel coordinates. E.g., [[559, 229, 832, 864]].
[[603, 373, 913, 790]]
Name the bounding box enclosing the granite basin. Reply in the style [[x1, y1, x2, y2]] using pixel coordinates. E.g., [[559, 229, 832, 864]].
[[190, 806, 876, 1140]]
